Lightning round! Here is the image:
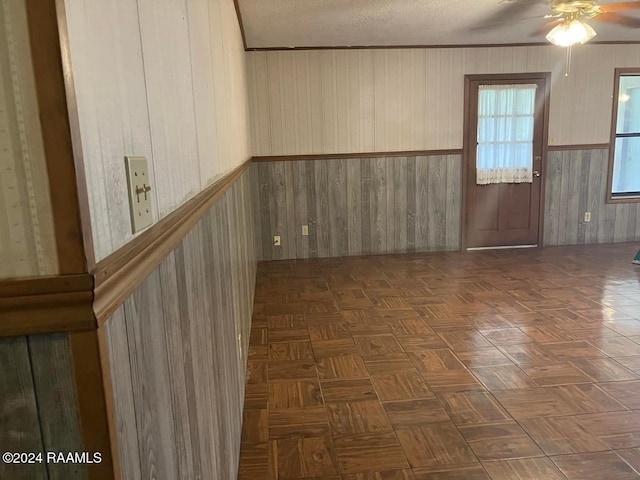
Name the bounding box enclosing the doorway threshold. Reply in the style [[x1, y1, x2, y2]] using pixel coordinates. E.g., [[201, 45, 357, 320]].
[[466, 244, 538, 251]]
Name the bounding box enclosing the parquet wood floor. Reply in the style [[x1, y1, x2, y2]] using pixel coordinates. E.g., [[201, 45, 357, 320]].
[[239, 244, 640, 479]]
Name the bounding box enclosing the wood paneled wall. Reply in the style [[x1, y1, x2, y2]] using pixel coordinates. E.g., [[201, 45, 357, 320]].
[[0, 334, 86, 480], [246, 45, 640, 156], [544, 148, 640, 246], [252, 155, 462, 260], [0, 0, 58, 278], [63, 0, 251, 261], [104, 171, 256, 479]]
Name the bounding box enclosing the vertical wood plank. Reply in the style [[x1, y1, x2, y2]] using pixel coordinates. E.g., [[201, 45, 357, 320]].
[[124, 269, 179, 479], [556, 151, 571, 246], [187, 219, 218, 478], [371, 157, 387, 253], [597, 150, 616, 244], [346, 159, 362, 255], [564, 151, 582, 245], [0, 336, 46, 479], [406, 156, 417, 252], [315, 160, 330, 257], [158, 250, 197, 479], [446, 154, 462, 250], [105, 308, 142, 480], [394, 157, 408, 253], [428, 156, 447, 251], [586, 149, 602, 244], [305, 160, 319, 258], [328, 159, 348, 256], [416, 156, 429, 251], [360, 158, 372, 255], [284, 162, 297, 259], [576, 150, 590, 244], [543, 151, 562, 246], [249, 164, 264, 261], [29, 333, 86, 480], [386, 157, 396, 253], [292, 161, 309, 258], [258, 162, 273, 261], [269, 162, 286, 260]]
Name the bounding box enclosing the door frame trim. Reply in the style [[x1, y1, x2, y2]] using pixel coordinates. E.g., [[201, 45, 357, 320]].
[[461, 72, 551, 250]]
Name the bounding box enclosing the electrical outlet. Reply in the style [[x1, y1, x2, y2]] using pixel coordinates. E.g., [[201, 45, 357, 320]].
[[584, 211, 591, 222], [274, 235, 281, 246], [125, 156, 153, 233], [302, 225, 309, 236]]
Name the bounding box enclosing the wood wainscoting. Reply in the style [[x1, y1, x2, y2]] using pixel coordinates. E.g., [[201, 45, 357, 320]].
[[102, 170, 256, 479], [252, 153, 463, 260], [0, 160, 255, 480], [544, 147, 640, 246]]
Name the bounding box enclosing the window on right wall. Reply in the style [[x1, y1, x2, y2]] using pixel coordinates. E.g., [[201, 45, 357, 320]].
[[608, 68, 640, 203]]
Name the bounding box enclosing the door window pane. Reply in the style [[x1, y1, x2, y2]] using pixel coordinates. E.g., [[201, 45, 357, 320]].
[[476, 84, 537, 185]]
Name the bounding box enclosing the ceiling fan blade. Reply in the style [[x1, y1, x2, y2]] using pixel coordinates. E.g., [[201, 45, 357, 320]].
[[530, 18, 563, 37], [600, 2, 640, 13], [470, 14, 548, 31], [479, 0, 546, 28], [594, 11, 640, 28]]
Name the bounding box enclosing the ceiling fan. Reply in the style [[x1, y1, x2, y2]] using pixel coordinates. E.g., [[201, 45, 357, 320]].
[[485, 0, 640, 46]]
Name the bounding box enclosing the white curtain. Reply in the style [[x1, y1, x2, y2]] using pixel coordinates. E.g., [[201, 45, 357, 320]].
[[476, 84, 537, 185]]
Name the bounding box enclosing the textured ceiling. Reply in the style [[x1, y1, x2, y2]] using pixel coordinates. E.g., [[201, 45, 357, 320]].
[[237, 0, 640, 49]]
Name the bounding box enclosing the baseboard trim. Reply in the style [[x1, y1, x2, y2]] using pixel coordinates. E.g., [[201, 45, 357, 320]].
[[92, 159, 251, 323], [0, 274, 95, 337]]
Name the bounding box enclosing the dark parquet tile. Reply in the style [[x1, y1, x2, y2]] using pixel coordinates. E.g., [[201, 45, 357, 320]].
[[481, 457, 566, 479], [269, 360, 317, 380], [333, 432, 410, 474], [471, 365, 537, 391], [522, 363, 592, 387], [458, 421, 543, 461], [316, 354, 369, 379], [269, 380, 323, 409], [412, 465, 490, 480], [371, 372, 434, 401], [437, 391, 510, 425], [270, 436, 339, 478], [239, 244, 640, 478], [570, 357, 639, 382], [599, 380, 640, 409], [326, 400, 392, 435], [383, 399, 449, 427], [342, 469, 416, 480], [616, 448, 640, 474], [396, 423, 477, 468], [551, 451, 638, 480], [518, 416, 610, 455], [321, 378, 379, 402]]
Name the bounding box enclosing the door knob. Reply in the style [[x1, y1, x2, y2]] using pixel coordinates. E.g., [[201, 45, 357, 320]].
[[533, 170, 541, 177]]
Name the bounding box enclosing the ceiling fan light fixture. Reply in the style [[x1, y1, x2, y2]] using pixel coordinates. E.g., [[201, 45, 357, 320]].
[[546, 18, 597, 47]]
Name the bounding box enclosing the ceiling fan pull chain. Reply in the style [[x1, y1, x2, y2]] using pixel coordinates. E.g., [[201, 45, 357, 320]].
[[565, 44, 572, 77]]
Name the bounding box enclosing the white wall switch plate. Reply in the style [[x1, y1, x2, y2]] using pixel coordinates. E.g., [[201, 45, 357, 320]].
[[302, 225, 309, 236], [273, 235, 281, 246], [584, 211, 591, 222], [125, 156, 153, 233]]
